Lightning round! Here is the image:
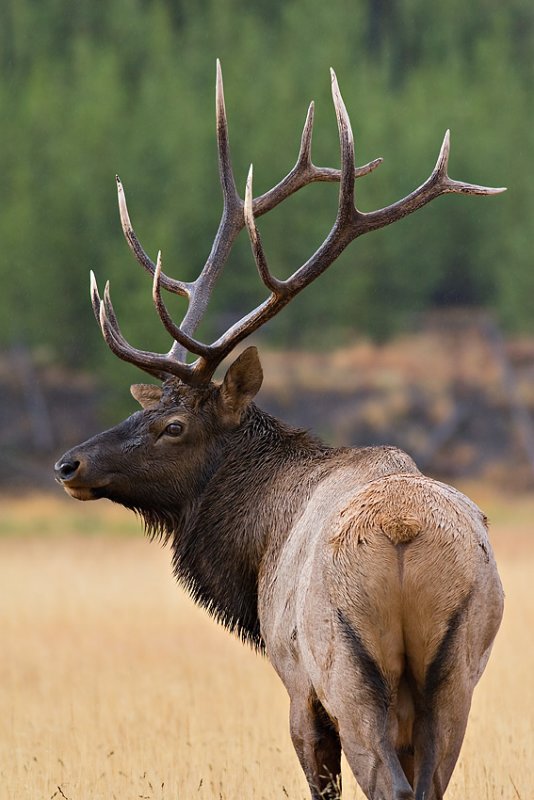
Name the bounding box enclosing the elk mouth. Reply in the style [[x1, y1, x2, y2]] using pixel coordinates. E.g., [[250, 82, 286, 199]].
[[60, 483, 98, 501], [56, 478, 111, 502]]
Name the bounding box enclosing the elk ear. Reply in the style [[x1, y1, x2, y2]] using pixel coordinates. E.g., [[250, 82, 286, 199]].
[[130, 383, 163, 409], [220, 346, 263, 421]]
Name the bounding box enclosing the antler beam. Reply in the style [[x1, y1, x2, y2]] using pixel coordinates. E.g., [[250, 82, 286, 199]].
[[92, 63, 506, 385]]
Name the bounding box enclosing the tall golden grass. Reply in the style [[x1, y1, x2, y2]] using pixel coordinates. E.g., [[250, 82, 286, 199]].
[[1, 493, 532, 799]]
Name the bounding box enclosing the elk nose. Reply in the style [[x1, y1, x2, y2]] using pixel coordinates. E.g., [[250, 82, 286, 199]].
[[54, 458, 81, 482]]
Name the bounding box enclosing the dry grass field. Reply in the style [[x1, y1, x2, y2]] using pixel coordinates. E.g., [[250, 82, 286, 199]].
[[1, 490, 532, 800]]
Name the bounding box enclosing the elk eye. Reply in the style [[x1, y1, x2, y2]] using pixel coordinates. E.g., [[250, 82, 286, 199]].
[[164, 421, 184, 437]]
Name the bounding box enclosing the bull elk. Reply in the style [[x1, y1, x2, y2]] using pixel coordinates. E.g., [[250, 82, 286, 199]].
[[55, 62, 505, 800]]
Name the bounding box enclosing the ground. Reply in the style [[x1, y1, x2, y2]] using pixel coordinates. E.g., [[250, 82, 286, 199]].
[[1, 489, 532, 799]]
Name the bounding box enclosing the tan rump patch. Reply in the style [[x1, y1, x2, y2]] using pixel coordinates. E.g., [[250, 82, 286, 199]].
[[331, 503, 420, 552], [375, 513, 421, 542], [329, 474, 467, 552]]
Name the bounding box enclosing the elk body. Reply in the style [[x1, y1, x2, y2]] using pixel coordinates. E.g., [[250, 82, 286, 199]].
[[55, 64, 505, 800]]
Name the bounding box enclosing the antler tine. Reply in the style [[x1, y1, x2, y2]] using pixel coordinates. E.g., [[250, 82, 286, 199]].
[[215, 58, 240, 209], [354, 157, 384, 179], [90, 270, 102, 324], [296, 102, 314, 169], [243, 70, 358, 298], [152, 252, 212, 358], [116, 176, 191, 298], [360, 130, 506, 233], [91, 270, 121, 332], [435, 130, 506, 196], [169, 60, 245, 349], [253, 95, 382, 219], [92, 266, 213, 381], [95, 275, 202, 382], [330, 68, 357, 225], [244, 166, 285, 296]]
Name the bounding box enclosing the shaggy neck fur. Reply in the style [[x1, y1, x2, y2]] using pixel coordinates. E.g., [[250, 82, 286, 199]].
[[139, 404, 332, 649]]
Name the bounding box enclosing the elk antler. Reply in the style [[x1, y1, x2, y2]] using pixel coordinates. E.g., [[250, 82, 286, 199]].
[[91, 63, 506, 385]]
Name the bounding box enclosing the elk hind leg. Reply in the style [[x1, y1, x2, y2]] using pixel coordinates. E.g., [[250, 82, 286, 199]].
[[412, 603, 474, 800], [412, 672, 471, 800], [289, 691, 342, 799], [335, 614, 414, 800]]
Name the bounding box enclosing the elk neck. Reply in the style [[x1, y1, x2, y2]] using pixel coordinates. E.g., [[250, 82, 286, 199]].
[[145, 403, 332, 650]]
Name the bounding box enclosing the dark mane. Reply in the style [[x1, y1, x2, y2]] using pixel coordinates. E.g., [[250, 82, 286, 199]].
[[137, 404, 330, 649]]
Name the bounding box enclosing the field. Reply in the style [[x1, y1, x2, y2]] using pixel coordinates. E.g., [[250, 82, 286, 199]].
[[1, 490, 533, 800]]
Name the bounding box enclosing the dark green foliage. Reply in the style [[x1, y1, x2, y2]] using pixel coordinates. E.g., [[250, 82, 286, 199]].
[[0, 0, 532, 380]]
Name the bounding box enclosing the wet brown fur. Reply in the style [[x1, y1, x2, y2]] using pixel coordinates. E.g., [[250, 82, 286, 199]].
[[55, 349, 504, 800]]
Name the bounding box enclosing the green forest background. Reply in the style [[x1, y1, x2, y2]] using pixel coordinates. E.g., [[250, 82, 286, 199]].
[[1, 0, 532, 387]]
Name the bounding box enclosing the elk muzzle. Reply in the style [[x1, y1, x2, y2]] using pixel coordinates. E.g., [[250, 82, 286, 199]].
[[54, 449, 110, 501]]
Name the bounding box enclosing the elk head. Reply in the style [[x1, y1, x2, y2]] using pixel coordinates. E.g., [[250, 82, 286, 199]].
[[55, 61, 504, 506], [55, 345, 263, 508]]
